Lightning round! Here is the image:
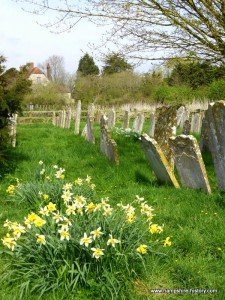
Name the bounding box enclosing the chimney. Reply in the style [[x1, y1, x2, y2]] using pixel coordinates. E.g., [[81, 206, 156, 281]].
[[47, 63, 51, 81], [27, 62, 34, 73]]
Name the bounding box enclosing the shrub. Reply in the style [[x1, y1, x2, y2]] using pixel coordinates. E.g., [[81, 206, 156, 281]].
[[1, 162, 171, 299]]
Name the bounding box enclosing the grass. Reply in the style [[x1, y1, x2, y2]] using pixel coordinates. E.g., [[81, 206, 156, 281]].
[[0, 121, 224, 299]]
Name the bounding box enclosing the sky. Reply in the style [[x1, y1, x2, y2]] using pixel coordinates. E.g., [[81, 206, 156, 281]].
[[1, 0, 153, 74]]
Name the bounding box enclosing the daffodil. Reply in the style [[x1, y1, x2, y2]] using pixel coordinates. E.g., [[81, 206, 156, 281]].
[[149, 224, 163, 234], [52, 211, 63, 223], [163, 237, 172, 247], [66, 204, 76, 216], [39, 206, 50, 216], [63, 183, 73, 190], [85, 175, 92, 184], [34, 216, 46, 227], [58, 229, 70, 241], [136, 244, 147, 254], [85, 202, 96, 213], [43, 194, 49, 201], [40, 169, 45, 175], [103, 206, 113, 216], [39, 160, 44, 165], [135, 195, 144, 203], [1, 234, 16, 251], [74, 178, 83, 186], [91, 227, 103, 239], [80, 233, 92, 247], [12, 224, 26, 239], [6, 185, 16, 195], [47, 202, 57, 212], [36, 234, 46, 245], [107, 234, 120, 247], [91, 247, 104, 259]]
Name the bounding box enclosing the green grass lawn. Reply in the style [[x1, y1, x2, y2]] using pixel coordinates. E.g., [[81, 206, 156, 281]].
[[0, 122, 224, 299]]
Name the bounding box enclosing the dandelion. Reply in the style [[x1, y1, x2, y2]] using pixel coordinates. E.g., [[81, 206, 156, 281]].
[[80, 233, 92, 247], [36, 234, 46, 245], [47, 202, 57, 212], [6, 185, 16, 195], [149, 224, 163, 234], [107, 234, 120, 247], [42, 194, 49, 201], [74, 178, 83, 186], [91, 227, 103, 240], [163, 237, 172, 247], [1, 233, 17, 251], [39, 160, 44, 165], [91, 247, 104, 259], [136, 244, 147, 255]]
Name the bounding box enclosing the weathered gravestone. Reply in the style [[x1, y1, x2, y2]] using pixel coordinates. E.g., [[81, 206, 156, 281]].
[[148, 112, 155, 137], [141, 133, 179, 188], [100, 115, 119, 165], [169, 135, 211, 193], [8, 114, 17, 147], [205, 101, 225, 190], [199, 116, 210, 153], [191, 112, 202, 134], [123, 110, 130, 129], [154, 106, 177, 168], [177, 106, 189, 129], [182, 120, 191, 135], [132, 113, 145, 134], [74, 100, 81, 135], [65, 110, 72, 129], [86, 115, 95, 144], [60, 110, 66, 128], [88, 103, 95, 119], [107, 109, 116, 128]]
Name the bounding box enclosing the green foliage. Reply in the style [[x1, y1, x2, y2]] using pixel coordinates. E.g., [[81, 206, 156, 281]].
[[77, 53, 99, 76], [102, 52, 133, 75], [207, 79, 225, 101], [23, 83, 67, 107], [167, 61, 225, 89], [1, 162, 168, 299], [0, 56, 31, 171]]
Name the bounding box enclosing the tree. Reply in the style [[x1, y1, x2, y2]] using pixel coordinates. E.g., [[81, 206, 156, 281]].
[[77, 53, 99, 76], [102, 52, 133, 75], [0, 55, 31, 169], [39, 55, 67, 85], [14, 1, 225, 63]]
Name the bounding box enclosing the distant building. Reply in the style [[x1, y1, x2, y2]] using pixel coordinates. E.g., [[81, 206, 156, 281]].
[[20, 62, 51, 85]]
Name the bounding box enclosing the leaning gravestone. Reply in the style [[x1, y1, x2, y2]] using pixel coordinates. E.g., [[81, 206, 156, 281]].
[[86, 115, 95, 144], [100, 115, 119, 165], [141, 134, 179, 188], [205, 101, 225, 190], [169, 135, 211, 193], [154, 106, 177, 168], [74, 100, 81, 135]]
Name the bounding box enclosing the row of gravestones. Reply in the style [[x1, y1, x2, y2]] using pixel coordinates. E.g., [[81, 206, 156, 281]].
[[52, 100, 225, 193]]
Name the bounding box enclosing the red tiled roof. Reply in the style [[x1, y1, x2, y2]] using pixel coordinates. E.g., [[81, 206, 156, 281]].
[[29, 67, 44, 75]]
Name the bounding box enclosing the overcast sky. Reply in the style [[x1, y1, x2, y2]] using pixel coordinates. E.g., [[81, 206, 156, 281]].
[[1, 0, 153, 74]]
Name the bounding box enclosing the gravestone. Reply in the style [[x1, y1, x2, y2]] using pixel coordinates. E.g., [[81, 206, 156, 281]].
[[108, 109, 116, 128], [177, 106, 189, 129], [199, 116, 210, 153], [141, 134, 179, 188], [100, 115, 119, 165], [133, 113, 145, 134], [88, 103, 95, 119], [60, 110, 66, 128], [182, 120, 191, 135], [191, 112, 202, 134], [123, 110, 130, 129], [8, 114, 17, 147], [169, 135, 211, 193], [148, 112, 155, 137], [74, 100, 81, 135], [85, 115, 95, 144], [205, 101, 225, 190], [154, 106, 177, 168], [65, 110, 72, 129]]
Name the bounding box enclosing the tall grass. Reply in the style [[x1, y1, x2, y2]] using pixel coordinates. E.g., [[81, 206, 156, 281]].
[[0, 122, 224, 299]]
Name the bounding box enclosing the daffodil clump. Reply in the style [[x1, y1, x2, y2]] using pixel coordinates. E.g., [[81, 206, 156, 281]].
[[1, 162, 171, 299]]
